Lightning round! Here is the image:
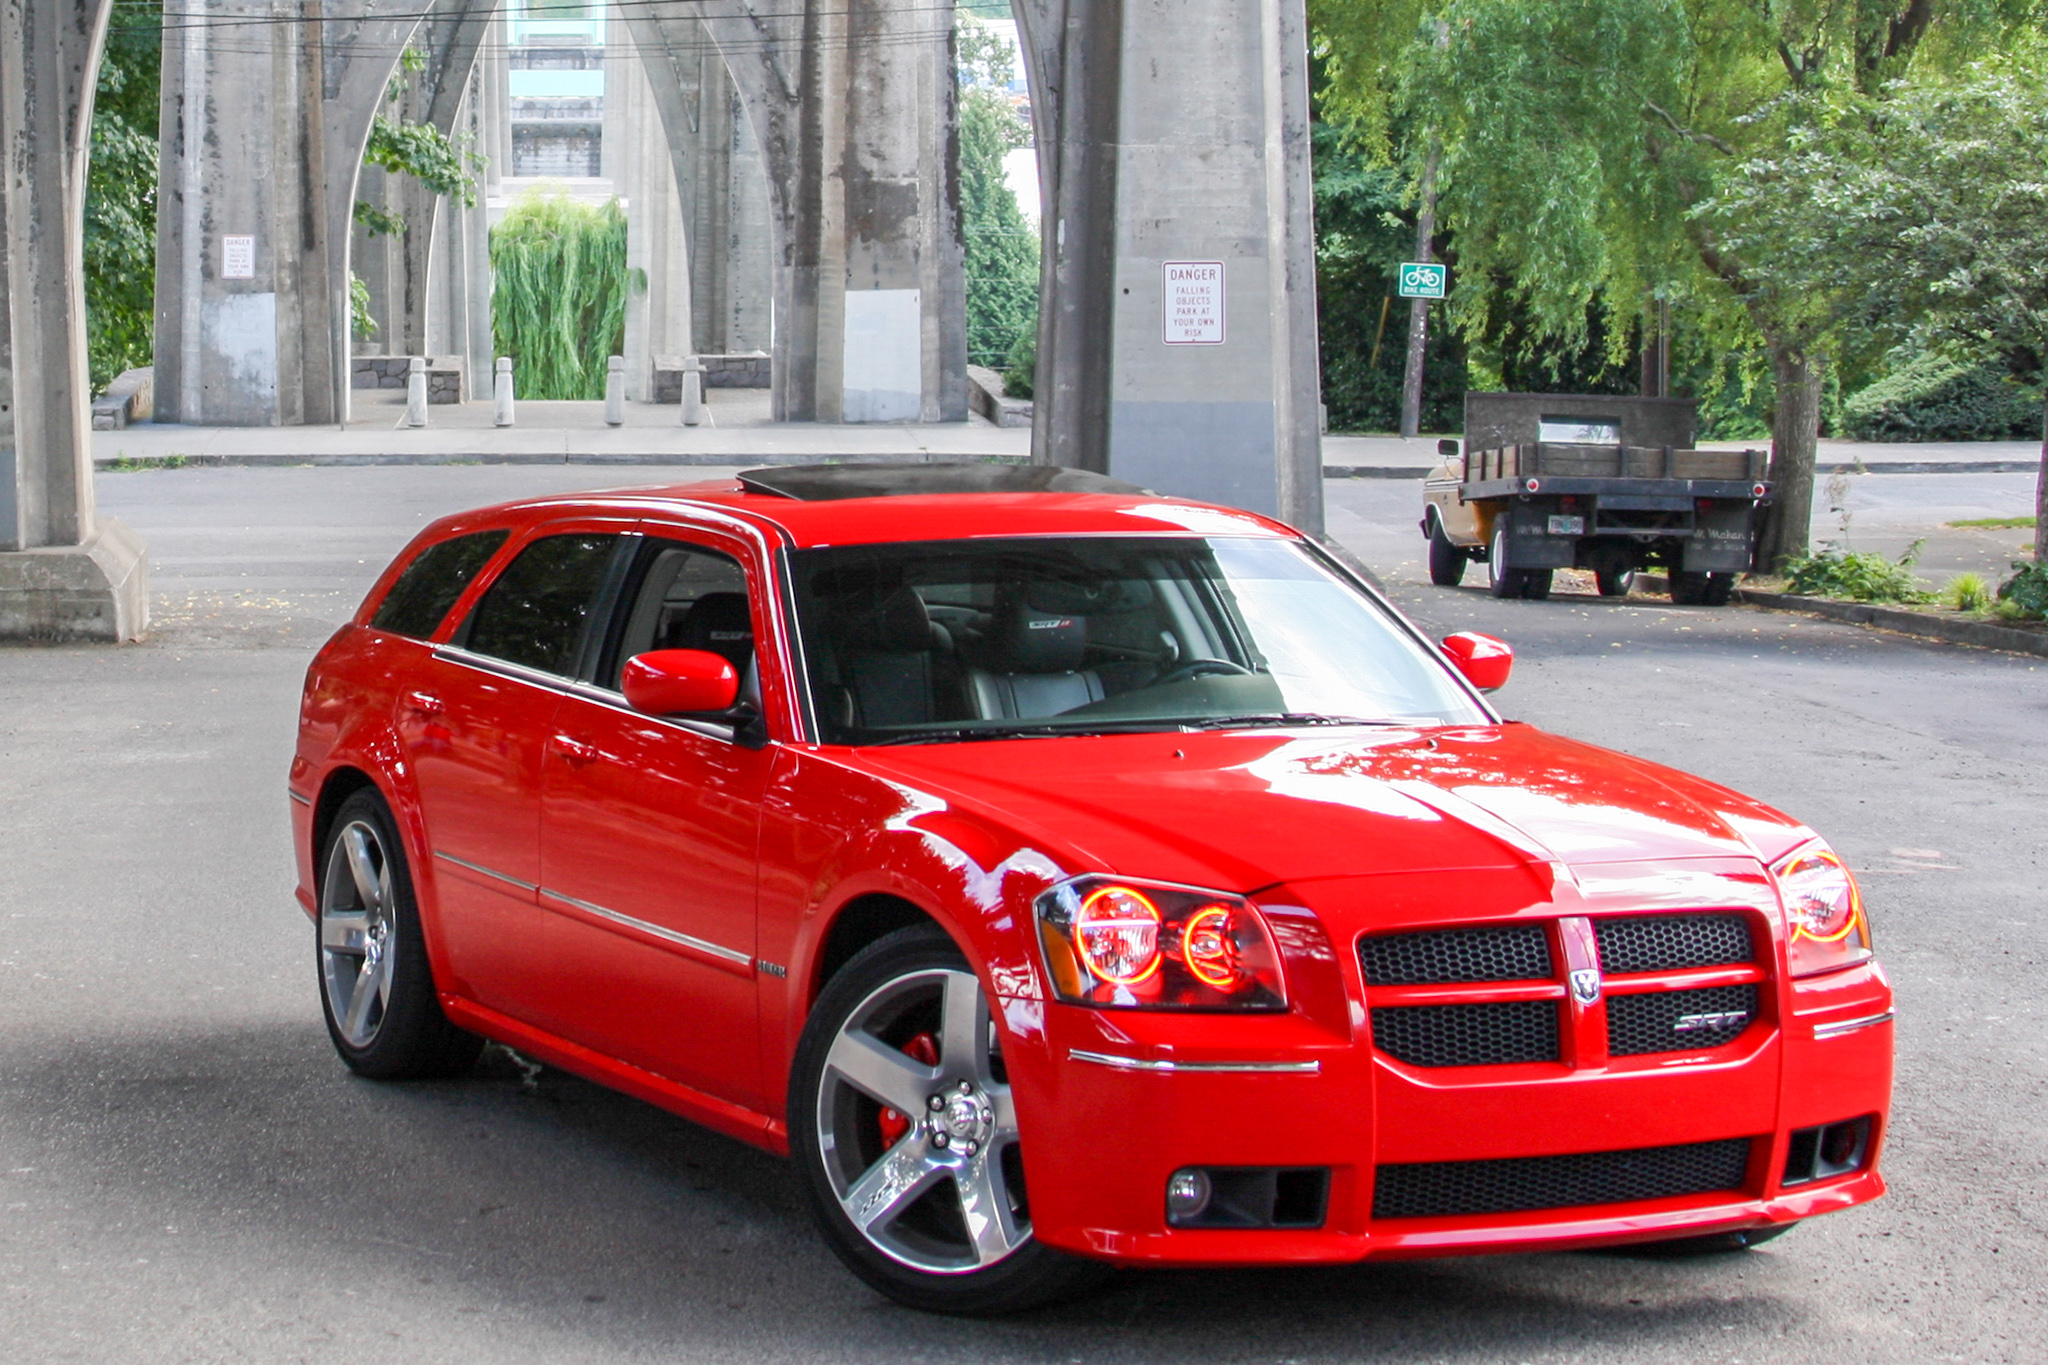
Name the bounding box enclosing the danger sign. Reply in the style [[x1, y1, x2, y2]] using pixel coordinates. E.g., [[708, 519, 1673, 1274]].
[[1163, 261, 1225, 345]]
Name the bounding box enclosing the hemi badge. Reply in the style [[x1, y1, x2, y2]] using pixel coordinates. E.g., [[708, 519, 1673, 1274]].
[[756, 960, 788, 978]]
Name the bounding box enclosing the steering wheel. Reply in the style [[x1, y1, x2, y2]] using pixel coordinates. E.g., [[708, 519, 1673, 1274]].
[[1154, 658, 1254, 687]]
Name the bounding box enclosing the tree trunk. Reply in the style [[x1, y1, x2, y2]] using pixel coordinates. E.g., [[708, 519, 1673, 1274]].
[[1758, 344, 1824, 571], [1398, 133, 1440, 440]]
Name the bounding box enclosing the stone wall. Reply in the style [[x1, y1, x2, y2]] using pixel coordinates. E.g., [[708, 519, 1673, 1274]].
[[653, 353, 771, 402], [350, 356, 465, 404]]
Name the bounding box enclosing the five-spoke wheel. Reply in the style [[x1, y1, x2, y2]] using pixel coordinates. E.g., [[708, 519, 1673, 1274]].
[[316, 788, 481, 1079], [790, 925, 1102, 1313]]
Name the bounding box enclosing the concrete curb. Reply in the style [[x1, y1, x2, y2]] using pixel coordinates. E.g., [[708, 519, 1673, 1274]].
[[1735, 587, 2048, 659]]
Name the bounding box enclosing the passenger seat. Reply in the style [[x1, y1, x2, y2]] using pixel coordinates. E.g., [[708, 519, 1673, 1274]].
[[964, 600, 1105, 719]]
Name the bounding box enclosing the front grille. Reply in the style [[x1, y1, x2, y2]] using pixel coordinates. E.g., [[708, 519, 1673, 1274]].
[[1608, 984, 1758, 1056], [1372, 1137, 1753, 1220], [1358, 925, 1553, 985], [1370, 1002, 1559, 1068], [1595, 913, 1752, 973]]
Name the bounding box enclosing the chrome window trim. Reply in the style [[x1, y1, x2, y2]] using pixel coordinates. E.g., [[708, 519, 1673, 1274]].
[[1067, 1049, 1321, 1075], [538, 885, 754, 968], [430, 644, 766, 749], [1812, 1010, 1894, 1040], [433, 850, 538, 893]]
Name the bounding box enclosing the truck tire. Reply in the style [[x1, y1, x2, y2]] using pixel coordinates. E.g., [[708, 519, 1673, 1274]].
[[1702, 573, 1736, 606], [1670, 571, 1708, 605], [1428, 517, 1468, 587], [1596, 567, 1635, 598], [1488, 524, 1524, 599], [1522, 570, 1553, 601]]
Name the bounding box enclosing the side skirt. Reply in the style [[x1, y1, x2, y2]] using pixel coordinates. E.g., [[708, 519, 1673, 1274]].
[[441, 995, 791, 1157]]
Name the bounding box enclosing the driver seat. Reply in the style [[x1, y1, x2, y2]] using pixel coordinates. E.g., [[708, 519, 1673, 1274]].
[[964, 601, 1105, 719]]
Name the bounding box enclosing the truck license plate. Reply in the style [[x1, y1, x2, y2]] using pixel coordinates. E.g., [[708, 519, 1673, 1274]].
[[1547, 515, 1586, 536]]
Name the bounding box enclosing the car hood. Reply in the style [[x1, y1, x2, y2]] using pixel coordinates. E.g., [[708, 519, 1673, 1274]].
[[859, 723, 1808, 892]]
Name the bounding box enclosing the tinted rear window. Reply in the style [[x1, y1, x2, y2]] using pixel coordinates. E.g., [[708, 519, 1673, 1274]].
[[462, 533, 621, 676], [370, 530, 509, 639]]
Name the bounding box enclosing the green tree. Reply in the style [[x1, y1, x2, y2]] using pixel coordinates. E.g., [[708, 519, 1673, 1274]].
[[491, 192, 628, 401], [83, 17, 161, 394], [1702, 58, 2048, 561], [1309, 0, 2048, 565], [956, 17, 1040, 387]]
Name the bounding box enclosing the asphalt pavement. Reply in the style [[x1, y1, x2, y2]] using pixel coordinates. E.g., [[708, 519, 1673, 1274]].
[[1, 463, 2044, 1363]]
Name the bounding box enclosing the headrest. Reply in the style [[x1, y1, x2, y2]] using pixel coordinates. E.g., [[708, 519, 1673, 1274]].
[[837, 585, 933, 653], [670, 592, 754, 666], [989, 598, 1087, 673]]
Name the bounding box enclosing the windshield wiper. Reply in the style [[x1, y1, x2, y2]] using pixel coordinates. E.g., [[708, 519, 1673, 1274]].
[[1177, 713, 1410, 731], [862, 721, 1169, 746]]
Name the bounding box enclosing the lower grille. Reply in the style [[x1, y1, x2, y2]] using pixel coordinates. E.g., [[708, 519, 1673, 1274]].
[[1373, 1137, 1753, 1220], [1370, 1001, 1559, 1068], [1608, 984, 1758, 1056]]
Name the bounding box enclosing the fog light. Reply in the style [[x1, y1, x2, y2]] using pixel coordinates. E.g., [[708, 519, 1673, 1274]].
[[1166, 1168, 1212, 1221]]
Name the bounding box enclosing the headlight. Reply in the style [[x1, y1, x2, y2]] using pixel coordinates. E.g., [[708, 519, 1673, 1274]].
[[1035, 875, 1287, 1010], [1773, 841, 1873, 977]]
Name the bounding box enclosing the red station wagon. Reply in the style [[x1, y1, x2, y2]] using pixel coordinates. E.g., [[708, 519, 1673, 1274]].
[[289, 464, 1892, 1313]]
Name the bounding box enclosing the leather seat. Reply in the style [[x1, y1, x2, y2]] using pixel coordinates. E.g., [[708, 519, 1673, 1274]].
[[827, 586, 955, 729], [665, 592, 754, 670], [965, 599, 1105, 719]]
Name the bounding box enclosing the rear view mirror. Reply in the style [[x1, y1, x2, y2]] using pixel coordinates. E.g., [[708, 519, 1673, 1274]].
[[1441, 632, 1513, 692], [622, 649, 741, 716]]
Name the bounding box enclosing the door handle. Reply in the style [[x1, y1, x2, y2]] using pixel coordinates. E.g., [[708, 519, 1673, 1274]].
[[405, 690, 445, 717], [554, 735, 600, 766]]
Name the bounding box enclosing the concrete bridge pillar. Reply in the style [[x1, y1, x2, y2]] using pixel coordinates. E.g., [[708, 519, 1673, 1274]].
[[647, 2, 968, 424], [0, 0, 148, 639], [1017, 0, 1324, 530]]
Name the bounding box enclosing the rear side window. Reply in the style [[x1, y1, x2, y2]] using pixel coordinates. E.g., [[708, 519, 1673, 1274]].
[[462, 533, 621, 676], [371, 530, 509, 639]]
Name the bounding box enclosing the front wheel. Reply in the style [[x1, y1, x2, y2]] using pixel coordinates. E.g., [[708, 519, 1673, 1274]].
[[1427, 517, 1468, 587], [788, 926, 1104, 1314], [1596, 567, 1635, 598], [1487, 523, 1523, 599]]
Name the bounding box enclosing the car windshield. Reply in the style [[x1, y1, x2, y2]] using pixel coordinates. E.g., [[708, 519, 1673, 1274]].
[[787, 535, 1489, 744]]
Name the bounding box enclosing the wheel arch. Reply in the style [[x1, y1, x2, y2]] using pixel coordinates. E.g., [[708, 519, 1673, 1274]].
[[806, 892, 958, 1009], [311, 765, 379, 871]]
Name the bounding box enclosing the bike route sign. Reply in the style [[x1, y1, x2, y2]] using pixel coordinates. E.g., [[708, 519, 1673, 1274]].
[[1398, 262, 1447, 298]]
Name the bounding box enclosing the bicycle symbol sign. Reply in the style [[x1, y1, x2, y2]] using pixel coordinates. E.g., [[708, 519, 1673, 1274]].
[[1398, 262, 1447, 298]]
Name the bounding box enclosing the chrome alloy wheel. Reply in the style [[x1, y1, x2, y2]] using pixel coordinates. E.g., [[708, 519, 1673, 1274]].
[[815, 967, 1029, 1274], [320, 818, 398, 1049]]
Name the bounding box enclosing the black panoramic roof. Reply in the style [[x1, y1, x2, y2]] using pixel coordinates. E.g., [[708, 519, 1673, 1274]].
[[736, 462, 1152, 502]]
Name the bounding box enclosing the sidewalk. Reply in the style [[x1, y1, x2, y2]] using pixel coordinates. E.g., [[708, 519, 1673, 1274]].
[[92, 391, 2043, 475]]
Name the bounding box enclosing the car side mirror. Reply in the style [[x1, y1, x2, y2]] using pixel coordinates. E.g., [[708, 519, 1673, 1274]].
[[1441, 632, 1513, 692], [1437, 439, 1461, 457], [622, 649, 741, 717]]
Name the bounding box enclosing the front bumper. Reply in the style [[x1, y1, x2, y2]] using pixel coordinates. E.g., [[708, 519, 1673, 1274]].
[[1004, 954, 1892, 1267]]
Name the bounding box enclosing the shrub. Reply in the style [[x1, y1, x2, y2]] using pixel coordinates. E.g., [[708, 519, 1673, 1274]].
[[1998, 560, 2048, 619], [1841, 351, 2041, 443], [1002, 329, 1036, 400], [1944, 572, 1994, 612], [1784, 541, 1932, 603]]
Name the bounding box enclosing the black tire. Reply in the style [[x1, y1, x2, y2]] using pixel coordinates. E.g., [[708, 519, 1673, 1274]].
[[1596, 567, 1635, 598], [1427, 517, 1468, 587], [789, 925, 1106, 1315], [1670, 571, 1709, 605], [1487, 523, 1524, 599], [1626, 1223, 1796, 1257], [316, 789, 483, 1080], [1701, 572, 1736, 606], [1521, 569, 1554, 601]]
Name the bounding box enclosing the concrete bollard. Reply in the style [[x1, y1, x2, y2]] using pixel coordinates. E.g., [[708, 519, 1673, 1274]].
[[406, 356, 429, 428], [681, 354, 704, 427], [494, 357, 515, 428], [604, 355, 625, 427]]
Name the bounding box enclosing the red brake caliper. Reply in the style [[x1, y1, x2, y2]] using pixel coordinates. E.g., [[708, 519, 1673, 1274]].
[[876, 1033, 941, 1148]]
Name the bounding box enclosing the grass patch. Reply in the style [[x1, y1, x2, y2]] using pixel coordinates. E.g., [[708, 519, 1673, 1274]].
[[1949, 516, 2036, 529], [105, 454, 189, 472]]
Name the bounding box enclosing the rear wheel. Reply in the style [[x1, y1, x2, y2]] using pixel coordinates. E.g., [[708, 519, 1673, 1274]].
[[1427, 517, 1468, 587], [1488, 523, 1524, 600], [1596, 567, 1635, 598], [1521, 570, 1553, 601], [789, 925, 1104, 1314], [317, 789, 482, 1079]]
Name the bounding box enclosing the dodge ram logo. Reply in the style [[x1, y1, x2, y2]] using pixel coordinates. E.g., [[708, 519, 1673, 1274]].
[[1569, 969, 1602, 1006]]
